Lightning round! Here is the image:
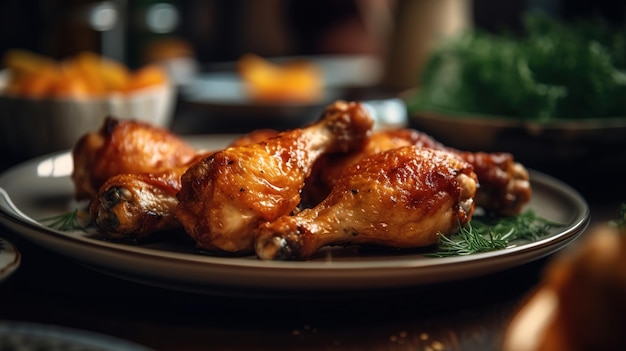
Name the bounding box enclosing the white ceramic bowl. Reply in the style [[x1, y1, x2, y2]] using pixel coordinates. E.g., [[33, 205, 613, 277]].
[[0, 79, 176, 160]]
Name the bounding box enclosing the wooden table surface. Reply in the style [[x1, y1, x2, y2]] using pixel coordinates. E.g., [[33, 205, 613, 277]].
[[0, 229, 546, 351]]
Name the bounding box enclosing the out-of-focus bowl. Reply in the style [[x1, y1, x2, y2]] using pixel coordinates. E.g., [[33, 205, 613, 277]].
[[0, 82, 176, 160], [408, 109, 626, 198]]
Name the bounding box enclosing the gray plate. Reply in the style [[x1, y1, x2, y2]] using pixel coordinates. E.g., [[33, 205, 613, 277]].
[[0, 321, 153, 351]]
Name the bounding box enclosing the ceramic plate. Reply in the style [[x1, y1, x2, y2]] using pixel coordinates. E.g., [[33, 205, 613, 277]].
[[0, 236, 20, 282], [0, 136, 589, 296], [0, 321, 153, 351]]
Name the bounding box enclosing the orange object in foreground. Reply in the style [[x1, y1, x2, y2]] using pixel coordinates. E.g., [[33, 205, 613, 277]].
[[502, 222, 626, 351]]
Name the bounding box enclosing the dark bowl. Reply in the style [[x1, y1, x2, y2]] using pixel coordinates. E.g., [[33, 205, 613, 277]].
[[409, 109, 626, 199]]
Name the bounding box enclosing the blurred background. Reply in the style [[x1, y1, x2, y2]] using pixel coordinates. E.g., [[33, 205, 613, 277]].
[[0, 0, 624, 197], [0, 0, 619, 86], [2, 0, 623, 70]]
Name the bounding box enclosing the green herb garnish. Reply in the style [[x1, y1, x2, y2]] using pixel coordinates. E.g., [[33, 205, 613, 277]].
[[408, 11, 626, 121], [432, 209, 563, 257], [40, 209, 91, 231]]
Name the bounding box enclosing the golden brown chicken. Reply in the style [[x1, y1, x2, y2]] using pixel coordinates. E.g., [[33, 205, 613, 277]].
[[89, 153, 209, 239], [303, 128, 444, 205], [175, 101, 374, 254], [255, 146, 478, 260], [72, 116, 197, 200], [457, 150, 530, 216], [305, 128, 531, 216], [89, 129, 280, 240]]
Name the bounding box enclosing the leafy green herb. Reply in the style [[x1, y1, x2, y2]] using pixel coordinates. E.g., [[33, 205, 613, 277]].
[[408, 11, 626, 121], [40, 209, 91, 231], [432, 209, 564, 257]]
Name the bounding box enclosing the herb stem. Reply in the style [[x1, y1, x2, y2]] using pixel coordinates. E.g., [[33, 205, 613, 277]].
[[432, 209, 564, 257]]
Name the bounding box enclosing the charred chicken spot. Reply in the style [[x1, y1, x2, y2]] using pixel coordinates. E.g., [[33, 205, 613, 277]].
[[296, 224, 306, 234], [239, 188, 245, 192], [146, 210, 160, 219], [351, 189, 359, 195], [259, 232, 303, 260], [103, 116, 119, 135], [101, 187, 132, 208]]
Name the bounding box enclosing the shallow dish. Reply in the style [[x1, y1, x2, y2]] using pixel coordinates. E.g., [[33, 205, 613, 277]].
[[180, 55, 382, 126], [408, 109, 626, 195], [0, 321, 153, 351], [0, 236, 20, 282], [0, 136, 589, 297]]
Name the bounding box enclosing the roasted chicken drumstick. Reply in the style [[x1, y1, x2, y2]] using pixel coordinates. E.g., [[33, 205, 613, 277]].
[[89, 153, 209, 239], [255, 146, 478, 260], [72, 116, 197, 200], [89, 129, 279, 240], [306, 128, 531, 216], [175, 101, 374, 254]]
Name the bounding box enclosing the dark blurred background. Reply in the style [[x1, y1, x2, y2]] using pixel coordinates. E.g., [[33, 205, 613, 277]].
[[0, 0, 624, 198], [1, 0, 623, 69]]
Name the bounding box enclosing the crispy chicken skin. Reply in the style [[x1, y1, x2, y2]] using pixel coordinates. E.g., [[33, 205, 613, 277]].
[[89, 130, 280, 240], [303, 128, 443, 205], [89, 153, 209, 239], [456, 150, 530, 216], [175, 101, 374, 254], [72, 116, 197, 200], [306, 128, 531, 216], [255, 146, 478, 260]]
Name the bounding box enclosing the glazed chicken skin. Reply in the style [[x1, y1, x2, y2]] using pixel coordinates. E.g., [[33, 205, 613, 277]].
[[303, 128, 443, 205], [255, 146, 478, 260], [72, 116, 197, 200], [456, 150, 530, 216], [89, 129, 280, 240], [89, 153, 209, 239], [175, 101, 374, 254], [306, 128, 531, 216]]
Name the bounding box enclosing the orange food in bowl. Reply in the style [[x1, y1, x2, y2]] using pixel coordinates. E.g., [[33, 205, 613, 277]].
[[2, 49, 168, 99], [124, 64, 169, 92], [65, 51, 130, 94], [237, 54, 323, 103]]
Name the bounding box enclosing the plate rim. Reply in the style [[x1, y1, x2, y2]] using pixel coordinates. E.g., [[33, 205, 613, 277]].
[[0, 320, 154, 351], [0, 236, 20, 282]]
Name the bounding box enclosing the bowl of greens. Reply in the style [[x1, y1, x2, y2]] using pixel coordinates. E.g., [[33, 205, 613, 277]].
[[405, 12, 626, 192]]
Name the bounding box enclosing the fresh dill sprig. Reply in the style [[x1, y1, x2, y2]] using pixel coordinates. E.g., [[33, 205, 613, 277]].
[[435, 222, 509, 257], [40, 209, 91, 231], [431, 209, 564, 257]]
